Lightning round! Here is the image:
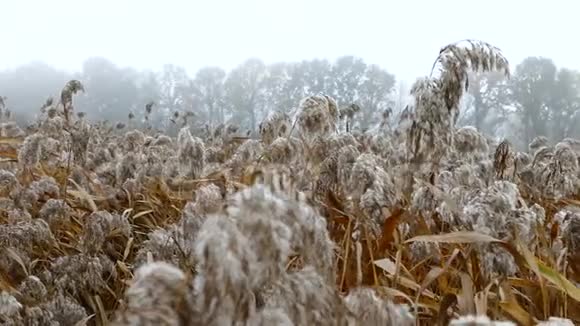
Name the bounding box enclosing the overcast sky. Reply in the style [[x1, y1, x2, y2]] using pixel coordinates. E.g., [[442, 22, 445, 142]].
[[1, 0, 578, 83]]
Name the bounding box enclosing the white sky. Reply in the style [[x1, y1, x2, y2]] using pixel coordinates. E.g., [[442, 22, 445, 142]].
[[1, 0, 578, 82]]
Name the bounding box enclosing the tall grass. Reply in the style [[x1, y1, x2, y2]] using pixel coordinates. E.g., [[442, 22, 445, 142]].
[[0, 40, 578, 326]]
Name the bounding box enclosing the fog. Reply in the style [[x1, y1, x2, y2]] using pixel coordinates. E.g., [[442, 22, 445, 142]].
[[1, 0, 579, 148], [3, 0, 579, 81]]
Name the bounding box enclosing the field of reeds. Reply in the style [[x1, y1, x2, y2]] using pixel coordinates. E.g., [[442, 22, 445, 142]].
[[0, 40, 579, 326]]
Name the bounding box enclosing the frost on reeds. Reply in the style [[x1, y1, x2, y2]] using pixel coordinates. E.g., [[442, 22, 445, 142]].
[[262, 267, 352, 325], [116, 152, 140, 185], [350, 153, 400, 226], [553, 207, 580, 268], [38, 115, 66, 141], [190, 214, 260, 324], [17, 133, 43, 167], [460, 181, 544, 276], [121, 183, 411, 325], [259, 111, 292, 145], [0, 218, 56, 251], [407, 40, 509, 164], [449, 315, 516, 325], [225, 138, 264, 174], [38, 199, 72, 230], [529, 136, 549, 154], [538, 142, 580, 199], [2, 41, 580, 325], [344, 287, 414, 326], [0, 121, 25, 138], [122, 129, 146, 152], [134, 184, 221, 269], [228, 184, 336, 281], [267, 136, 302, 165], [0, 291, 22, 319], [336, 145, 361, 191], [177, 127, 206, 179], [60, 80, 84, 123], [454, 126, 490, 159], [80, 211, 131, 255], [113, 262, 186, 325], [516, 139, 580, 200], [17, 275, 47, 306], [193, 184, 318, 322], [0, 169, 20, 196], [536, 317, 575, 326], [51, 253, 117, 296], [70, 119, 92, 166], [296, 94, 339, 138], [0, 219, 56, 282]]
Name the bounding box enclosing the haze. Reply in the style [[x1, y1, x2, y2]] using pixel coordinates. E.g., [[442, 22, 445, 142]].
[[2, 0, 579, 82]]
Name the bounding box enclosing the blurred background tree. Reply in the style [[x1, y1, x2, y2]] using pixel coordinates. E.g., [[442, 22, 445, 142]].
[[2, 55, 578, 145]]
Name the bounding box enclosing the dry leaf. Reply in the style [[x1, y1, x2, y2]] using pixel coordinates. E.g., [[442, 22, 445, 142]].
[[537, 260, 580, 303], [0, 137, 24, 145], [498, 281, 536, 326], [458, 272, 475, 316], [405, 231, 500, 244]]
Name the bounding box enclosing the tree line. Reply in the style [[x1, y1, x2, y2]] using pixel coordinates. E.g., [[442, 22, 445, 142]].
[[1, 56, 579, 146], [2, 57, 398, 132], [460, 57, 580, 147]]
